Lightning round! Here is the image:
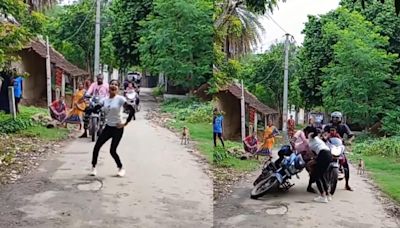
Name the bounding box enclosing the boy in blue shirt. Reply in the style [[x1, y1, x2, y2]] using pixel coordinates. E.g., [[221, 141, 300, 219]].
[[12, 70, 23, 114], [213, 108, 225, 148]]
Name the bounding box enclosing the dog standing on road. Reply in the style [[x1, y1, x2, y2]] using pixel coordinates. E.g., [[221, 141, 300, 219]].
[[181, 127, 190, 145], [357, 159, 365, 175]]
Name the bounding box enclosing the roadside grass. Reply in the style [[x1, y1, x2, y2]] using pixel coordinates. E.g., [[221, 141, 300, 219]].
[[350, 135, 400, 204], [162, 99, 259, 171], [0, 105, 70, 141]]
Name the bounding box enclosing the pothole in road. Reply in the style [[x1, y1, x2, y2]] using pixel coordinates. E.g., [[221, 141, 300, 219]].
[[264, 204, 288, 215], [75, 179, 103, 191]]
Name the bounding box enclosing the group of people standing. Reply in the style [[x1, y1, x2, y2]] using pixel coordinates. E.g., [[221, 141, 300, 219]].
[[290, 111, 354, 203], [0, 68, 24, 114]]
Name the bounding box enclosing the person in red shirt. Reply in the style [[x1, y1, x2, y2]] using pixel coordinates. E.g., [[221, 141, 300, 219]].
[[287, 115, 295, 138], [243, 131, 258, 154]]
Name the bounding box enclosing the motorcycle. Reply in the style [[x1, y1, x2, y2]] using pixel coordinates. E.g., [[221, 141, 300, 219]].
[[124, 92, 140, 117], [87, 96, 105, 142], [325, 137, 345, 194], [251, 149, 306, 199], [252, 145, 292, 186]]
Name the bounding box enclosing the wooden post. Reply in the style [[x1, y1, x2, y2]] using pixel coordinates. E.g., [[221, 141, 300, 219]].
[[8, 87, 16, 119], [254, 112, 258, 133], [73, 77, 77, 93], [265, 115, 268, 128], [61, 73, 65, 97]]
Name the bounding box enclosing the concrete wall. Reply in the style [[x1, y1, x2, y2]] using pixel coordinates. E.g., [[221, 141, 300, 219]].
[[18, 51, 47, 105], [216, 92, 241, 140]]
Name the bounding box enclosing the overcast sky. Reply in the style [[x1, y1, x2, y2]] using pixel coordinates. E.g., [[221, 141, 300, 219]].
[[258, 0, 340, 52]]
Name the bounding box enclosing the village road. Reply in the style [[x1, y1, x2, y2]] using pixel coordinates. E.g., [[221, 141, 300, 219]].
[[214, 150, 400, 228], [0, 89, 213, 228]]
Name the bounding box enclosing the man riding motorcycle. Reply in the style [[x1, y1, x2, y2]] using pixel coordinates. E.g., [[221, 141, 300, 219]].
[[80, 74, 109, 138], [323, 111, 355, 191]]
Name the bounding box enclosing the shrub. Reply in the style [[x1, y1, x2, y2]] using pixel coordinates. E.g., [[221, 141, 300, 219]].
[[161, 98, 213, 123], [353, 136, 400, 158], [382, 107, 400, 136]]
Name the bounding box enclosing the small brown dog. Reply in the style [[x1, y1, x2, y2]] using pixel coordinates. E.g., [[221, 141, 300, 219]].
[[181, 127, 190, 145], [357, 159, 365, 175]]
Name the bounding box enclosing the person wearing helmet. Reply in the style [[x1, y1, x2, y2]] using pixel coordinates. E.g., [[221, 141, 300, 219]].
[[324, 111, 355, 191], [80, 74, 109, 138]]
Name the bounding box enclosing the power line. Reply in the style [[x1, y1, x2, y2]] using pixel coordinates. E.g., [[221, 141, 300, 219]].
[[265, 14, 288, 34]]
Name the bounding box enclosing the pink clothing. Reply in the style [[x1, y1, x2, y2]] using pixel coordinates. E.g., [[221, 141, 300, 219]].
[[293, 130, 309, 153], [86, 82, 109, 98]]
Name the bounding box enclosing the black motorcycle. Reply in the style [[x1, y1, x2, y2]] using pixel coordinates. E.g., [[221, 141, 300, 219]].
[[86, 96, 105, 142], [251, 148, 306, 199]]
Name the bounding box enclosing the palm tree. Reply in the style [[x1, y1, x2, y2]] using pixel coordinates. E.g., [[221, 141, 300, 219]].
[[25, 0, 57, 11], [215, 0, 280, 58]]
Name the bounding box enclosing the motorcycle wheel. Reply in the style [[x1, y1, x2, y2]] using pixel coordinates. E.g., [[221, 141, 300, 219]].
[[327, 167, 338, 195], [250, 175, 278, 199], [253, 160, 276, 186], [91, 118, 98, 142]]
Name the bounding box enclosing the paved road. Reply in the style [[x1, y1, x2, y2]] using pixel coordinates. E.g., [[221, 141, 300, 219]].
[[0, 89, 213, 228], [214, 151, 400, 228]]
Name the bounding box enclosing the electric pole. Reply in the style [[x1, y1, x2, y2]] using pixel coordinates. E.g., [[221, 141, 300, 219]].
[[94, 0, 101, 79], [240, 79, 246, 141], [282, 33, 290, 142]]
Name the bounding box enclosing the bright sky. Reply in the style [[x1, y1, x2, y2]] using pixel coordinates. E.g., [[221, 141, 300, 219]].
[[258, 0, 340, 52]]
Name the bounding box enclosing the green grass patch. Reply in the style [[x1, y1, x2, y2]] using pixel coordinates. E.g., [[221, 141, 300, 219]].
[[162, 99, 259, 171], [18, 125, 69, 141], [0, 105, 69, 141], [350, 136, 400, 203]]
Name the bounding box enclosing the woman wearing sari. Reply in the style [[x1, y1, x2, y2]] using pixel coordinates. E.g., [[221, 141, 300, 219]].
[[65, 83, 86, 129], [49, 96, 67, 123], [257, 119, 280, 156]]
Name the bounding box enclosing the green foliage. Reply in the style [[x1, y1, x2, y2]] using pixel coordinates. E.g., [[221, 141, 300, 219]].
[[0, 0, 45, 68], [44, 0, 95, 73], [161, 98, 213, 123], [321, 8, 397, 127], [382, 107, 400, 136], [108, 0, 153, 68], [152, 85, 165, 97], [213, 146, 231, 164], [296, 12, 339, 109], [352, 136, 400, 157], [0, 118, 34, 134], [239, 42, 297, 115], [139, 0, 213, 89]]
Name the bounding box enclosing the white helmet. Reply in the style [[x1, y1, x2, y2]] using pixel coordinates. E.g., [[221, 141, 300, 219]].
[[331, 111, 342, 121]]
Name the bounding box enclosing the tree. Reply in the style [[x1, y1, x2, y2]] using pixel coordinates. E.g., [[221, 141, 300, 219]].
[[214, 0, 266, 59], [25, 0, 56, 11], [296, 11, 340, 109], [341, 0, 400, 74], [321, 8, 397, 127], [239, 42, 297, 126], [0, 0, 45, 68], [45, 0, 96, 74], [108, 0, 153, 69], [139, 0, 213, 89]]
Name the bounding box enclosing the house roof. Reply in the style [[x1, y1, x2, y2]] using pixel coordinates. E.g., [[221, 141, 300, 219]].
[[221, 83, 279, 115], [22, 39, 89, 77]]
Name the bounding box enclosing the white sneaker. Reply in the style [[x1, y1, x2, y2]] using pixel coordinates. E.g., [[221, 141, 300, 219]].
[[314, 196, 328, 203], [90, 167, 97, 176], [328, 195, 333, 201], [117, 168, 125, 177]]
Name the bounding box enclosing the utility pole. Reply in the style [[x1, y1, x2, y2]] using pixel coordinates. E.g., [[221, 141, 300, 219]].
[[240, 80, 246, 141], [282, 33, 290, 142], [46, 36, 52, 107], [94, 0, 101, 79]]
